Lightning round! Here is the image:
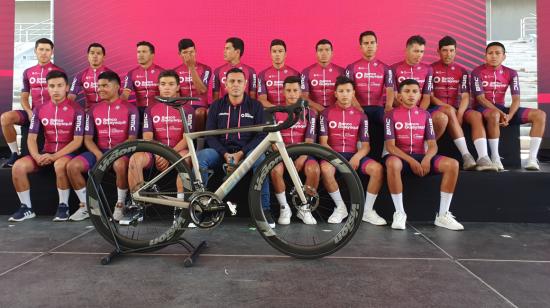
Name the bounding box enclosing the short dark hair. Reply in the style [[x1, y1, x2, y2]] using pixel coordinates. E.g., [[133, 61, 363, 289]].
[[137, 41, 155, 54], [35, 38, 54, 49], [334, 75, 355, 90], [46, 70, 68, 84], [270, 39, 287, 51], [98, 71, 121, 86], [226, 67, 245, 78], [226, 37, 245, 57], [87, 42, 106, 55], [178, 38, 195, 53], [316, 39, 333, 51], [158, 70, 180, 83], [283, 76, 301, 87], [406, 35, 426, 47], [438, 36, 456, 49], [359, 31, 377, 44], [398, 79, 420, 92], [486, 41, 506, 54]]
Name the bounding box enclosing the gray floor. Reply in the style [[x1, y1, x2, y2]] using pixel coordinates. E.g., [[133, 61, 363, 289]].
[[1, 217, 549, 308]]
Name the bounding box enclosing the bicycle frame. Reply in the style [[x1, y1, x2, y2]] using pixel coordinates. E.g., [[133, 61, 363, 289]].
[[131, 105, 308, 208]]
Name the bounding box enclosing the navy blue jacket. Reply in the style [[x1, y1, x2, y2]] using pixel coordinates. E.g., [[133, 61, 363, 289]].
[[205, 94, 266, 156]]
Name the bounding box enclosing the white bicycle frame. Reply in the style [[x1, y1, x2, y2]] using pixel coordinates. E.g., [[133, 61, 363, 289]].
[[131, 107, 308, 209]]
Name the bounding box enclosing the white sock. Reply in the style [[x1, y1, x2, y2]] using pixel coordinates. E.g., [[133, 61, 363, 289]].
[[439, 192, 453, 216], [117, 188, 128, 203], [8, 142, 19, 154], [488, 138, 500, 161], [473, 138, 488, 158], [329, 190, 346, 208], [453, 137, 469, 156], [75, 188, 86, 204], [391, 193, 405, 214], [58, 189, 70, 205], [17, 190, 32, 208], [177, 192, 185, 199], [364, 192, 378, 212], [275, 192, 288, 207], [529, 137, 542, 162]]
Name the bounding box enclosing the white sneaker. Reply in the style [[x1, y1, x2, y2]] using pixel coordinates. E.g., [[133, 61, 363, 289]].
[[328, 206, 348, 224], [492, 157, 504, 171], [476, 156, 498, 171], [278, 205, 292, 225], [525, 160, 540, 171], [434, 212, 464, 230], [297, 206, 317, 225], [112, 202, 124, 221], [362, 209, 387, 225], [462, 153, 477, 170], [391, 211, 407, 230], [187, 222, 197, 228], [69, 204, 89, 221]]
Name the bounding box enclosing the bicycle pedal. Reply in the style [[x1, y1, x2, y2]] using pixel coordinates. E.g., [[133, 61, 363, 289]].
[[226, 201, 237, 216]]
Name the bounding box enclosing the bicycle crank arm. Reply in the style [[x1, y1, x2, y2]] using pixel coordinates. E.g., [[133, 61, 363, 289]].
[[131, 193, 190, 209]]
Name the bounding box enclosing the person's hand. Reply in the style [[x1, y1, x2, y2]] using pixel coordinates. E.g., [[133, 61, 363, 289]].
[[232, 151, 245, 165], [409, 159, 425, 177], [420, 157, 431, 175], [349, 155, 361, 170], [155, 155, 169, 170], [183, 52, 196, 69], [499, 112, 509, 127], [37, 153, 54, 166], [384, 105, 393, 113]]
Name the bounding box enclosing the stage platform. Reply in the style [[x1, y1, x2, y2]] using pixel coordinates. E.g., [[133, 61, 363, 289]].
[[0, 218, 548, 307]]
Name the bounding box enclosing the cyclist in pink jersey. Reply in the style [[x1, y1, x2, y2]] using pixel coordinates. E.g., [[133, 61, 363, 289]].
[[212, 37, 257, 101], [1, 38, 63, 167], [68, 43, 113, 111], [270, 76, 318, 225], [346, 31, 394, 125], [391, 35, 449, 141], [174, 39, 211, 132], [301, 39, 345, 112], [121, 41, 164, 114], [384, 79, 463, 231], [472, 42, 546, 171], [66, 72, 139, 221], [257, 39, 300, 108], [431, 36, 495, 171], [9, 71, 84, 222], [319, 76, 386, 225]]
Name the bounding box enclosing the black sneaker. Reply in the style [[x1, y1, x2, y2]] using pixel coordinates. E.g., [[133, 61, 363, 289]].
[[53, 203, 70, 221], [8, 204, 36, 222], [263, 209, 276, 228], [2, 152, 20, 168]]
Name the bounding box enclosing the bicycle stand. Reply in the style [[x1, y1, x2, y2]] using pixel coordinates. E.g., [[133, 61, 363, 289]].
[[88, 171, 207, 267]]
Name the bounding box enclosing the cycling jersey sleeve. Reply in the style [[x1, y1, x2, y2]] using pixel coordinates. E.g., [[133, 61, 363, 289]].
[[509, 69, 521, 96], [202, 66, 212, 86], [84, 111, 95, 136], [459, 68, 469, 95], [358, 113, 370, 143], [300, 69, 310, 93], [423, 66, 434, 95], [305, 109, 318, 141], [345, 64, 354, 81], [22, 69, 30, 93], [384, 114, 395, 140], [74, 109, 85, 137], [127, 104, 139, 137], [142, 107, 153, 133], [70, 71, 83, 95], [318, 109, 329, 137], [424, 112, 435, 140], [248, 67, 257, 92], [257, 71, 267, 96], [471, 69, 484, 97], [212, 67, 221, 93], [123, 72, 134, 91], [384, 65, 394, 88], [28, 106, 41, 134]]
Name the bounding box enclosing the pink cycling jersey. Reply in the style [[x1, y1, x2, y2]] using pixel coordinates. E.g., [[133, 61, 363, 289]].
[[257, 65, 300, 106], [301, 63, 345, 107], [391, 61, 433, 97], [123, 64, 165, 107], [69, 65, 113, 109], [29, 98, 84, 153], [143, 101, 195, 147], [174, 62, 212, 108], [384, 105, 435, 155], [471, 64, 520, 107], [85, 99, 139, 150], [431, 61, 469, 108], [346, 58, 393, 107], [319, 104, 369, 153], [212, 62, 257, 97], [274, 107, 317, 144], [22, 63, 64, 107]]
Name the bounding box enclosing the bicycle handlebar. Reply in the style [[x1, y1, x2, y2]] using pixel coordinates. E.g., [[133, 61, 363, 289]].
[[155, 96, 201, 107], [263, 99, 309, 133]]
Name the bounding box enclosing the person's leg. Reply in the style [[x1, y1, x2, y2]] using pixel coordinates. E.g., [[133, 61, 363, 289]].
[[196, 148, 223, 186], [67, 153, 95, 221], [359, 158, 386, 225], [1, 111, 27, 166], [9, 155, 38, 221], [479, 107, 503, 169], [437, 105, 476, 169], [250, 151, 270, 211], [194, 107, 207, 132], [522, 108, 546, 170], [432, 156, 463, 230], [294, 156, 319, 224], [429, 108, 449, 140], [128, 152, 153, 192], [463, 109, 496, 171], [52, 156, 73, 221], [384, 155, 407, 229], [113, 157, 129, 202], [270, 162, 292, 224]]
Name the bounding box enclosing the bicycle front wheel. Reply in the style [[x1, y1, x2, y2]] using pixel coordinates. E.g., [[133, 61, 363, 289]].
[[87, 140, 195, 251], [249, 143, 365, 259]]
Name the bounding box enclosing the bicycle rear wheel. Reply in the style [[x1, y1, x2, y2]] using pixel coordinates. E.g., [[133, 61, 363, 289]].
[[249, 143, 365, 258], [87, 140, 195, 251]]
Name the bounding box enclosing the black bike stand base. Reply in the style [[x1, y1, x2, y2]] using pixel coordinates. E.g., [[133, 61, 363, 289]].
[[100, 238, 208, 268]]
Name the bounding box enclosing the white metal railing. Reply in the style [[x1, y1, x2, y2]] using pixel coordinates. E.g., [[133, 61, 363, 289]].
[[520, 15, 536, 40], [14, 19, 53, 43]]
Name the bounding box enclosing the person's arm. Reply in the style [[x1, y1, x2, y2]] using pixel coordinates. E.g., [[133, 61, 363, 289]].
[[84, 135, 103, 160], [430, 94, 446, 106], [68, 72, 82, 102], [384, 115, 421, 173], [142, 131, 153, 141], [258, 94, 274, 108], [127, 105, 140, 140], [120, 73, 133, 101], [319, 136, 331, 149], [301, 93, 325, 113], [189, 64, 208, 94], [21, 69, 33, 118], [385, 87, 395, 112], [456, 92, 470, 125], [248, 69, 258, 99], [52, 136, 83, 160], [419, 68, 434, 110], [505, 71, 521, 125]]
